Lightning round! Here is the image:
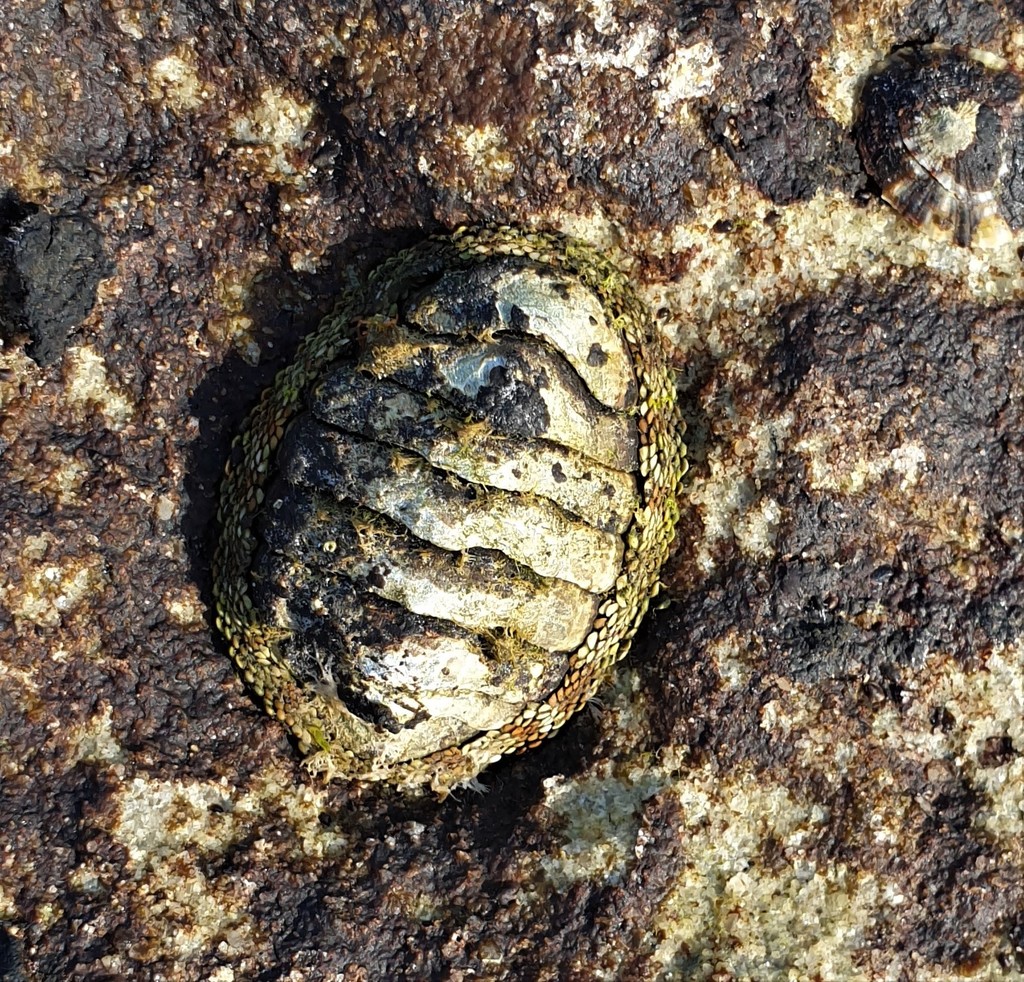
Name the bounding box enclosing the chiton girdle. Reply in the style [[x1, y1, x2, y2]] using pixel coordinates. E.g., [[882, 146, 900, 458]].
[[213, 225, 687, 795]]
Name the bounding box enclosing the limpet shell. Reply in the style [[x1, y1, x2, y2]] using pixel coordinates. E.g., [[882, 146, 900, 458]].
[[856, 44, 1024, 247], [213, 226, 687, 795]]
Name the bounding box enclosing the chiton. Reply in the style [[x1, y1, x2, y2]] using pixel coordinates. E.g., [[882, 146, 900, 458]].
[[856, 44, 1024, 247], [213, 226, 687, 794]]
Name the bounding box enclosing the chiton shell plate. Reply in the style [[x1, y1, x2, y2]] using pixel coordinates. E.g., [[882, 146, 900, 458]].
[[213, 226, 687, 794]]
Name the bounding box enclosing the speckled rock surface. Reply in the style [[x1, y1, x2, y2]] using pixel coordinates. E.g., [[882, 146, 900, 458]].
[[1, 1, 1022, 980]]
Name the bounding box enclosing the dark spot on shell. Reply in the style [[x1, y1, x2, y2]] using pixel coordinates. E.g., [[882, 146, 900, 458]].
[[507, 304, 528, 331], [586, 343, 608, 367], [476, 359, 552, 437], [549, 278, 571, 301]]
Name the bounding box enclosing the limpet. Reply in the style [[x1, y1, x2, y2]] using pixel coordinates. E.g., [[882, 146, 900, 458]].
[[212, 226, 687, 794], [856, 44, 1024, 247]]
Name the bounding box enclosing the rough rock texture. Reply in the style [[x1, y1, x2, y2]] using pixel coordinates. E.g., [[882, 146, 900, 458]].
[[0, 1, 1022, 980]]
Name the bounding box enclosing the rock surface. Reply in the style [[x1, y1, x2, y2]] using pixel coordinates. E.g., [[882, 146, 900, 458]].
[[0, 0, 1022, 979]]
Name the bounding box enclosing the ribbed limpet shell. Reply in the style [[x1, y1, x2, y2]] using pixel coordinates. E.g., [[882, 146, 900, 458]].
[[856, 44, 1024, 247], [213, 226, 687, 795]]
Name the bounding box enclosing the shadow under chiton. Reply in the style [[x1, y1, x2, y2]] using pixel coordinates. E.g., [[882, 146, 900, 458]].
[[856, 43, 1024, 247], [213, 226, 687, 795]]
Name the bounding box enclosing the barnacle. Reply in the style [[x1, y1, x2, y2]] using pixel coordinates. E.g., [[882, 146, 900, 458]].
[[855, 44, 1024, 247], [212, 226, 687, 795]]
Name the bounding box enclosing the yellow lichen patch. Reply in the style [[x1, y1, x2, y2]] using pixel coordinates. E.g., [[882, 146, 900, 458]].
[[898, 643, 1024, 845], [531, 5, 713, 161], [67, 704, 126, 768], [229, 86, 315, 183], [244, 770, 353, 862], [659, 184, 831, 340], [526, 206, 626, 261], [0, 445, 91, 508], [980, 755, 1024, 844], [652, 41, 722, 117], [6, 544, 109, 631], [580, 0, 624, 35], [155, 493, 176, 523], [64, 346, 136, 429], [649, 765, 886, 981], [163, 585, 207, 629], [112, 771, 347, 871], [110, 6, 145, 40], [760, 688, 864, 784], [733, 495, 784, 561], [0, 884, 16, 922], [47, 453, 92, 506], [537, 4, 662, 80], [147, 48, 210, 112], [792, 420, 928, 497], [0, 85, 63, 196], [658, 189, 1024, 354], [537, 761, 664, 889], [688, 411, 795, 575], [435, 123, 516, 190], [809, 7, 903, 130], [908, 493, 986, 559], [707, 628, 758, 689], [0, 140, 62, 196], [106, 768, 351, 963], [205, 256, 273, 351]]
